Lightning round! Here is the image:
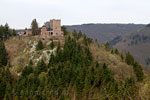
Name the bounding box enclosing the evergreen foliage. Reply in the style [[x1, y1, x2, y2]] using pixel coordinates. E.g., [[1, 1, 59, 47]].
[[48, 53, 56, 67], [12, 29, 16, 36], [125, 52, 134, 65], [31, 19, 39, 35], [50, 40, 54, 49], [121, 54, 124, 61], [105, 42, 110, 51], [115, 48, 119, 54], [0, 23, 14, 41], [35, 59, 47, 75], [133, 62, 144, 81], [22, 65, 33, 77], [36, 40, 43, 51], [61, 26, 68, 35], [0, 41, 8, 67], [125, 52, 144, 81], [83, 34, 92, 46], [0, 29, 145, 99]]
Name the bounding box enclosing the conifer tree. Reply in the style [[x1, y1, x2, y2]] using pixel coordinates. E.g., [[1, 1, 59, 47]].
[[125, 52, 134, 65], [111, 49, 114, 54], [0, 41, 8, 67], [133, 62, 144, 81], [12, 29, 16, 36], [35, 59, 47, 75], [4, 23, 10, 40], [72, 30, 77, 39], [105, 42, 110, 51], [36, 40, 43, 51], [121, 54, 124, 61], [78, 31, 82, 39], [0, 25, 4, 40], [22, 65, 33, 77], [50, 40, 54, 49], [61, 26, 67, 35], [31, 19, 39, 35], [48, 53, 56, 67], [0, 78, 6, 98], [115, 48, 119, 54]]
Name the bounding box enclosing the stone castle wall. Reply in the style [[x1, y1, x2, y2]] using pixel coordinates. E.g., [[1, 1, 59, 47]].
[[41, 19, 63, 39]]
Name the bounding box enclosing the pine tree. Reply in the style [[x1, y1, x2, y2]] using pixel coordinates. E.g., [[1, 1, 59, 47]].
[[0, 41, 8, 67], [12, 29, 16, 36], [50, 40, 54, 49], [4, 23, 10, 40], [133, 62, 144, 82], [124, 78, 137, 99], [61, 26, 67, 35], [95, 61, 99, 68], [0, 25, 4, 40], [105, 42, 110, 51], [29, 60, 33, 65], [115, 48, 119, 54], [111, 49, 114, 54], [85, 47, 92, 65], [48, 53, 56, 67], [125, 52, 134, 65], [120, 54, 124, 61], [35, 59, 47, 75], [36, 40, 43, 51], [0, 77, 6, 98], [22, 65, 33, 77], [103, 63, 107, 69], [72, 30, 77, 39], [78, 31, 82, 39], [31, 19, 39, 35]]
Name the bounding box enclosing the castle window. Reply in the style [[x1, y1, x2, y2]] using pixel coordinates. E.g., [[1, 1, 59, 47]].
[[51, 32, 53, 35]]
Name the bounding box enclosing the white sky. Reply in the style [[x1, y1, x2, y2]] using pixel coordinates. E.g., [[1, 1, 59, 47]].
[[0, 0, 150, 29]]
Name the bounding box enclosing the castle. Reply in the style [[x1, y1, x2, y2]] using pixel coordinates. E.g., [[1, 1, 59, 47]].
[[41, 19, 64, 39], [17, 19, 64, 39]]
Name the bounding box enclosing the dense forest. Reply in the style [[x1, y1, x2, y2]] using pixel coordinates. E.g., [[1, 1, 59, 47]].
[[0, 25, 146, 100]]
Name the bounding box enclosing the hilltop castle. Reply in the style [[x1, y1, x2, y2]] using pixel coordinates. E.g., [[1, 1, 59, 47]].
[[41, 19, 64, 39], [17, 19, 64, 39]]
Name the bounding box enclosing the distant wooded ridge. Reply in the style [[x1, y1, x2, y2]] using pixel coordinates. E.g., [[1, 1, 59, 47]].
[[66, 23, 145, 43]]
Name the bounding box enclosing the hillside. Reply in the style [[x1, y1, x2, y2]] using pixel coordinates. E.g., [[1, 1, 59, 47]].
[[66, 23, 145, 43], [0, 30, 149, 100], [111, 27, 150, 66]]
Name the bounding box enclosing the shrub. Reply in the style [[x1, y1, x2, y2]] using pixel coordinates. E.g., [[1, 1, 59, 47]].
[[15, 65, 23, 73]]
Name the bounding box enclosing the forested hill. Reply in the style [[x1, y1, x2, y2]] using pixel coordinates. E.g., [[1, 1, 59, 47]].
[[66, 23, 145, 43], [110, 26, 150, 66], [0, 27, 149, 100]]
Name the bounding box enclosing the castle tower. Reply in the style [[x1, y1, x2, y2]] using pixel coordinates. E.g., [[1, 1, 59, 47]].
[[50, 19, 62, 36], [41, 25, 48, 38], [41, 19, 63, 39]]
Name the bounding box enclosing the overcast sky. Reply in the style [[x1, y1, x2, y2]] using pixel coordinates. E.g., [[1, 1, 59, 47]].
[[0, 0, 150, 29]]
